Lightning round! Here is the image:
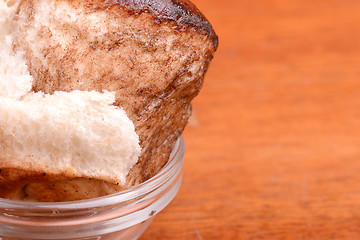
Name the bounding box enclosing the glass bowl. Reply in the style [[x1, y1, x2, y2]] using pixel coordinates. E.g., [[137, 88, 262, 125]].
[[0, 136, 185, 240]]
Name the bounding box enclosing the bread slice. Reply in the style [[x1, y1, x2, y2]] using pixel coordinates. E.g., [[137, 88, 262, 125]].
[[0, 0, 218, 201]]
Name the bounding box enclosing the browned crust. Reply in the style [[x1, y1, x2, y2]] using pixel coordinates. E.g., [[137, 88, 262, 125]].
[[75, 0, 218, 49]]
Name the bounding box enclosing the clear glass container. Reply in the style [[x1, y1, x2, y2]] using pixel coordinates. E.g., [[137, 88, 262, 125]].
[[0, 137, 185, 240]]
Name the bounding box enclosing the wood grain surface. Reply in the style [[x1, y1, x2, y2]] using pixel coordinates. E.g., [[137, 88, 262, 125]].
[[141, 0, 360, 239]]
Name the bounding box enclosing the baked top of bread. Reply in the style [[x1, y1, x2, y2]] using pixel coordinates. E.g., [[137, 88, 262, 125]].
[[83, 0, 217, 38], [0, 0, 218, 201]]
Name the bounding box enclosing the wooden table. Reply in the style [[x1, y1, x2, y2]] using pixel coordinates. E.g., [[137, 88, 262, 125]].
[[142, 0, 360, 239]]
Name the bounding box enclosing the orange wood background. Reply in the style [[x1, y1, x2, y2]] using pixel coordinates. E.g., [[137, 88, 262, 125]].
[[142, 0, 360, 239]]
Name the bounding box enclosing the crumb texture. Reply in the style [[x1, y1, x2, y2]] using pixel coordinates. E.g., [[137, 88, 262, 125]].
[[0, 91, 140, 184]]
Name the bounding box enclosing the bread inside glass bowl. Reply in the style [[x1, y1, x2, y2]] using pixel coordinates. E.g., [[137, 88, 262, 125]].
[[0, 0, 218, 201]]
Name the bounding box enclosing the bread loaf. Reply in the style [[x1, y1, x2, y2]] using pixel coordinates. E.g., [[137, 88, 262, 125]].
[[0, 0, 218, 201]]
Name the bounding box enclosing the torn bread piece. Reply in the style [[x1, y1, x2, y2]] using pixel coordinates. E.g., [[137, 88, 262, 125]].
[[0, 0, 218, 201], [0, 91, 141, 185]]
